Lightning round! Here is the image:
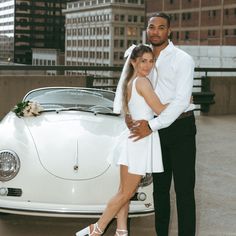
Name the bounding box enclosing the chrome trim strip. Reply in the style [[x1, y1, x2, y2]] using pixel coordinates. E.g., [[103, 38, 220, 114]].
[[0, 206, 154, 217]]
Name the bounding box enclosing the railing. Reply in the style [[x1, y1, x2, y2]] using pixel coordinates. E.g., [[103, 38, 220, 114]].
[[1, 65, 236, 113], [1, 65, 236, 73]]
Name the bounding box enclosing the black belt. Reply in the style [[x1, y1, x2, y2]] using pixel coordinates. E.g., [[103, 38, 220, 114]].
[[177, 110, 194, 120], [154, 110, 194, 120]]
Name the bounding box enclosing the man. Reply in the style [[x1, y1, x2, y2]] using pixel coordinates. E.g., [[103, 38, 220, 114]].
[[129, 13, 197, 236]]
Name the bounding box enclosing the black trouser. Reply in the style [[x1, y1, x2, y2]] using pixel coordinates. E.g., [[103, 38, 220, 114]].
[[153, 114, 196, 236]]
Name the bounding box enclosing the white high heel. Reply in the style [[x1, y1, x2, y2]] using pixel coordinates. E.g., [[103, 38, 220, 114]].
[[75, 222, 103, 236], [115, 229, 128, 236]]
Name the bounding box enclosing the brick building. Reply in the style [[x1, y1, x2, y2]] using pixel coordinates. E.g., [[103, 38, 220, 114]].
[[146, 0, 236, 46]]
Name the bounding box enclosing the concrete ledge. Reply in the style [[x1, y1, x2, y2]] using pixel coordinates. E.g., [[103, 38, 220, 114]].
[[0, 75, 86, 118], [207, 77, 236, 115]]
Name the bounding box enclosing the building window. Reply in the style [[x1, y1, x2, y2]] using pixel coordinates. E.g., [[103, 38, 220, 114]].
[[114, 52, 119, 60], [225, 9, 229, 16], [120, 27, 125, 36], [225, 29, 228, 35], [176, 31, 179, 40], [114, 14, 119, 21], [104, 26, 109, 35], [170, 0, 174, 4], [182, 13, 191, 21], [104, 39, 109, 47], [187, 13, 191, 20], [209, 10, 216, 18], [67, 40, 71, 47], [171, 13, 178, 21], [114, 27, 120, 36], [208, 30, 216, 37], [120, 15, 125, 21], [128, 0, 138, 3], [185, 31, 189, 40], [114, 40, 119, 47]]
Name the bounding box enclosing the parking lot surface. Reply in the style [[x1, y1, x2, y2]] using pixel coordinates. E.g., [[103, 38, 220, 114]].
[[0, 115, 236, 236]]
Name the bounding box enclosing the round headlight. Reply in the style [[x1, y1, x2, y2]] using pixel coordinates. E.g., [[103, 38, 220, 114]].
[[0, 150, 20, 182]]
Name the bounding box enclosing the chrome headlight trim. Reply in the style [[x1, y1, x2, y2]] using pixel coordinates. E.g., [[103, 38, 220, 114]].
[[0, 150, 20, 182]]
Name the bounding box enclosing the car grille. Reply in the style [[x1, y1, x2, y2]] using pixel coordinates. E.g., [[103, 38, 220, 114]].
[[7, 188, 22, 197]]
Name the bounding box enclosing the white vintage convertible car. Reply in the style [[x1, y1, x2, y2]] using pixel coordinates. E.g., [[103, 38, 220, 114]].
[[0, 87, 154, 217]]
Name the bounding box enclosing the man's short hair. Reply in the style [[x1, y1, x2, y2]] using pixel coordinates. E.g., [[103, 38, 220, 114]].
[[148, 12, 171, 27]]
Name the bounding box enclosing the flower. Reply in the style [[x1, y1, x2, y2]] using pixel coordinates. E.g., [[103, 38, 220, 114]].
[[12, 101, 43, 117]]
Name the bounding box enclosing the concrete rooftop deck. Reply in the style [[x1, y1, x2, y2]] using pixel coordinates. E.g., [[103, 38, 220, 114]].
[[0, 115, 235, 236]]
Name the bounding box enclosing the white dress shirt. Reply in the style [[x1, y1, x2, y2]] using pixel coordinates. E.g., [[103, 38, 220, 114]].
[[149, 41, 195, 131]]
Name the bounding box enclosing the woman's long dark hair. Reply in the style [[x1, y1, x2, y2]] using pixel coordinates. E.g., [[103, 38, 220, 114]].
[[122, 44, 153, 114]]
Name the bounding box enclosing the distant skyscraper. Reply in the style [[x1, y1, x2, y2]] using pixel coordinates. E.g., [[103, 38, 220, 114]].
[[0, 0, 66, 64], [63, 0, 145, 77]]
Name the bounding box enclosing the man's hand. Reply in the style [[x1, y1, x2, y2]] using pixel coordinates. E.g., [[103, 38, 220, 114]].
[[129, 120, 152, 142]]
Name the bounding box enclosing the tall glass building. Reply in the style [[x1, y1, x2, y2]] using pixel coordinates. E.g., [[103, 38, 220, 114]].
[[0, 0, 66, 64]]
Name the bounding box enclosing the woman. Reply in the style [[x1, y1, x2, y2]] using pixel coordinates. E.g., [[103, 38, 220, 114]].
[[75, 44, 168, 236]]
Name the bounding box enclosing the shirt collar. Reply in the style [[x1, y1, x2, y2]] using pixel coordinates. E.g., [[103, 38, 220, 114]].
[[159, 40, 174, 57]]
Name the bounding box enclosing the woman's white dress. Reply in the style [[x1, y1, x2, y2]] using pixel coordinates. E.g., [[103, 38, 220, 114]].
[[108, 77, 163, 175]]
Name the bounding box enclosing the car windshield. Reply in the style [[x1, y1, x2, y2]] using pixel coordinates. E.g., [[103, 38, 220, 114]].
[[23, 88, 116, 113]]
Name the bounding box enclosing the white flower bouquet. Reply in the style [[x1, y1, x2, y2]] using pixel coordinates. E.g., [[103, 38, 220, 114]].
[[12, 101, 43, 117]]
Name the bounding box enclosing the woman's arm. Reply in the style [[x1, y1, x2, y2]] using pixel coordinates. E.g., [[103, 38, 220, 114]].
[[136, 77, 168, 115]]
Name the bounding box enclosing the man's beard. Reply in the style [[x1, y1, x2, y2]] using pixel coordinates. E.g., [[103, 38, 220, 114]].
[[149, 38, 167, 47]]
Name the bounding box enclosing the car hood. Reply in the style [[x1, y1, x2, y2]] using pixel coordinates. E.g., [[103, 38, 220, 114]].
[[24, 111, 125, 180]]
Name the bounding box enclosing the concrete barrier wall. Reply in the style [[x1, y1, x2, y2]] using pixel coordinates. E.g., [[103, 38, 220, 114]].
[[208, 77, 236, 115], [0, 75, 86, 118], [0, 75, 235, 118]]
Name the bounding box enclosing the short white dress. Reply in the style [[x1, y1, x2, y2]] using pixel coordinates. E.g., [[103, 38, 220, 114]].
[[108, 77, 164, 175]]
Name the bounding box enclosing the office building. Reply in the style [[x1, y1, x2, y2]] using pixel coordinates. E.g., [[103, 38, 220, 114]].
[[63, 0, 145, 77], [0, 0, 66, 64], [146, 0, 236, 69], [146, 0, 236, 46], [32, 48, 65, 75]]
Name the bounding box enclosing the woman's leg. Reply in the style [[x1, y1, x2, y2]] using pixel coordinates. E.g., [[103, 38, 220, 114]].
[[116, 202, 129, 231], [115, 164, 132, 231], [94, 165, 141, 235]]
